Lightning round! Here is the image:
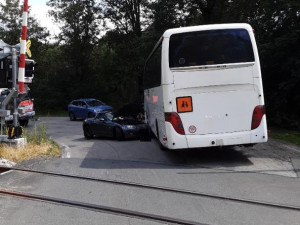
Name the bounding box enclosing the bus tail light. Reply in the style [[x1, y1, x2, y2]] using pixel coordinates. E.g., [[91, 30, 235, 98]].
[[165, 112, 185, 135], [251, 105, 265, 130]]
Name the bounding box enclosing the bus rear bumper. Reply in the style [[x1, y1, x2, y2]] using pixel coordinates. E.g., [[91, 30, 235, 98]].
[[164, 117, 268, 149], [186, 131, 252, 148], [186, 119, 268, 149]]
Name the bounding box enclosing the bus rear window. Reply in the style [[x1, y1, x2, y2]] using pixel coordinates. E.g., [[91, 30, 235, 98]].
[[169, 29, 255, 68]]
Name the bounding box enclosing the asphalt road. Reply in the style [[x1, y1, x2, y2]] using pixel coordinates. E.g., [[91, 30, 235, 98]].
[[1, 117, 300, 225]]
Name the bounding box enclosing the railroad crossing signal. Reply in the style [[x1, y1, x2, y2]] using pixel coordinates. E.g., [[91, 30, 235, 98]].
[[19, 39, 32, 58], [26, 40, 31, 58]]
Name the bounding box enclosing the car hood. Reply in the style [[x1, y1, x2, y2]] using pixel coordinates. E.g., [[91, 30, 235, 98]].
[[112, 117, 143, 125], [113, 103, 143, 119], [90, 105, 112, 111]]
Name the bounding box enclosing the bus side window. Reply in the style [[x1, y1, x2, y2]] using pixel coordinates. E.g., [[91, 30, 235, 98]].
[[144, 44, 162, 89]]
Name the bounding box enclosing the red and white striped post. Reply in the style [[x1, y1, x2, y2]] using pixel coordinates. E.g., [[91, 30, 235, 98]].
[[18, 0, 29, 93]]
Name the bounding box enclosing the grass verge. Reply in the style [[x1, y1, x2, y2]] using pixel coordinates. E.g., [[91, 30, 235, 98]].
[[0, 123, 61, 163], [269, 128, 300, 147]]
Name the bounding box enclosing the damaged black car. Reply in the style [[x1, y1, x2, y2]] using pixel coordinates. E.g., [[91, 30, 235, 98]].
[[83, 110, 148, 141]]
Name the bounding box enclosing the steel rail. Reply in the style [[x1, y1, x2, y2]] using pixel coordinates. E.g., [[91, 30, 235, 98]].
[[1, 166, 300, 212], [0, 188, 206, 225]]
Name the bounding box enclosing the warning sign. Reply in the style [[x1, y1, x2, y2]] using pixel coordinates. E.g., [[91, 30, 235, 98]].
[[26, 40, 32, 57], [176, 96, 193, 113]]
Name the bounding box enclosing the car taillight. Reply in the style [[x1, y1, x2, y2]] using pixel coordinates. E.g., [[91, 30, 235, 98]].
[[251, 105, 265, 130], [165, 112, 185, 135]]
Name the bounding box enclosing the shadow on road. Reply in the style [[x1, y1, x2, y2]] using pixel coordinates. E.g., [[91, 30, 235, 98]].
[[79, 138, 253, 169]]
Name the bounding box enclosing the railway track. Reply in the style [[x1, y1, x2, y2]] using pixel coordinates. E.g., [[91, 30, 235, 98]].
[[1, 166, 300, 225], [1, 166, 299, 212], [0, 188, 205, 225]]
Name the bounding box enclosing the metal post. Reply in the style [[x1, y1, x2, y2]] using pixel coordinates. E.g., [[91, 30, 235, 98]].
[[18, 0, 29, 93], [0, 114, 2, 135], [12, 48, 19, 127]]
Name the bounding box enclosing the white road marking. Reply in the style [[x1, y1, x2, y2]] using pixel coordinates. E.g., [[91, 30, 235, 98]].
[[0, 170, 12, 176], [61, 144, 71, 158], [0, 158, 16, 167]]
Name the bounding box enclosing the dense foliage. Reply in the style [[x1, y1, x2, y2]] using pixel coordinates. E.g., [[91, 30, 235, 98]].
[[0, 0, 299, 129]]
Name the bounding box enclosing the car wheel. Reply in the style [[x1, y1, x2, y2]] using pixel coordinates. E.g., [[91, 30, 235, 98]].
[[19, 119, 29, 127], [84, 125, 93, 139], [69, 112, 76, 121], [115, 127, 124, 141], [88, 112, 95, 118]]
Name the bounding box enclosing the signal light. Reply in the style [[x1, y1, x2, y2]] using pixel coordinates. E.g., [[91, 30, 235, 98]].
[[24, 59, 37, 83], [165, 112, 185, 135], [251, 105, 265, 130]]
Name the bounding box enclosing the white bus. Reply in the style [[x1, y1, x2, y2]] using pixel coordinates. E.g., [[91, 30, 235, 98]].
[[143, 23, 268, 150]]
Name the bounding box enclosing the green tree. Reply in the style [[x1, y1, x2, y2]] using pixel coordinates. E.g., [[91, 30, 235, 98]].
[[186, 0, 228, 24], [255, 0, 300, 129], [148, 0, 188, 33], [102, 0, 147, 37], [0, 0, 21, 44], [47, 0, 101, 82]]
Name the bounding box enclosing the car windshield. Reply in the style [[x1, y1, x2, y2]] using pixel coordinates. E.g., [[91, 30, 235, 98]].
[[86, 100, 104, 107]]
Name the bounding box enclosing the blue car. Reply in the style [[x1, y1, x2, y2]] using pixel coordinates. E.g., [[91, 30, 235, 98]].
[[68, 99, 112, 121]]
